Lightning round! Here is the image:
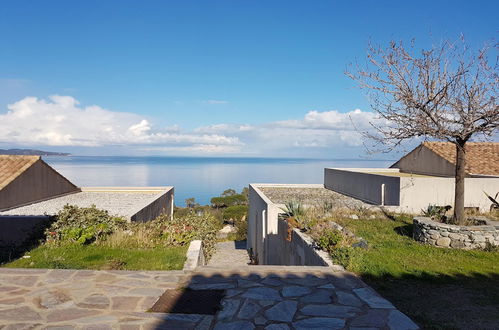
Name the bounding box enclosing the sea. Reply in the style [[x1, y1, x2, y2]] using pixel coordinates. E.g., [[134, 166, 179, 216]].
[[42, 156, 394, 206]]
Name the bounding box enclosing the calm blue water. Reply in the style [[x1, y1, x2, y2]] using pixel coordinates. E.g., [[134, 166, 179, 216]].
[[43, 156, 393, 206]]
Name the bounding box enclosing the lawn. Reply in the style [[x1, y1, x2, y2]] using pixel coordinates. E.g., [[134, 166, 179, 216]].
[[334, 215, 499, 329], [2, 244, 187, 270]]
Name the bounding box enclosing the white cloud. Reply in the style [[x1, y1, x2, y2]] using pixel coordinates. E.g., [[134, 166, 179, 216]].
[[0, 96, 242, 151], [0, 95, 382, 156]]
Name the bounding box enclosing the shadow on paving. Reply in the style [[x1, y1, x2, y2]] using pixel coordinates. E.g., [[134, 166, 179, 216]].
[[147, 268, 419, 330]]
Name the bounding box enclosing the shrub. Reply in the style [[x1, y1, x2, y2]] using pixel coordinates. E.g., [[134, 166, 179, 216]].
[[46, 205, 127, 245], [422, 204, 452, 222], [316, 229, 343, 253]]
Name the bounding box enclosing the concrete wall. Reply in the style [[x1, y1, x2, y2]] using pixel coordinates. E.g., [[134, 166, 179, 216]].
[[0, 215, 52, 247], [248, 184, 281, 265], [0, 159, 79, 211], [324, 168, 400, 205], [399, 176, 499, 213], [130, 187, 174, 222], [324, 168, 499, 212], [264, 218, 335, 266], [391, 144, 456, 177], [248, 184, 335, 266]]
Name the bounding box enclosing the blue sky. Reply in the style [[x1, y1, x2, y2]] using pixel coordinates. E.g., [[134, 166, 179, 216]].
[[0, 1, 497, 158]]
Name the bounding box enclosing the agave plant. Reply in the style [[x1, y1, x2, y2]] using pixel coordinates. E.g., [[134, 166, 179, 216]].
[[422, 204, 452, 222], [279, 201, 305, 241], [484, 191, 499, 211]]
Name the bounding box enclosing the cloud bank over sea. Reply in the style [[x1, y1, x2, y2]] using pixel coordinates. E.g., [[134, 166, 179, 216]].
[[0, 95, 384, 157]]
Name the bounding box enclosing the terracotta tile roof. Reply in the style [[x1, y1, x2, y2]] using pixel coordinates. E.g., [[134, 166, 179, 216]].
[[423, 142, 499, 176], [0, 155, 40, 190]]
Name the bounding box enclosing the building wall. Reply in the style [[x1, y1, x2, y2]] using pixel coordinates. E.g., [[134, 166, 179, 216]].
[[324, 168, 499, 212], [0, 160, 79, 211], [390, 145, 456, 177], [0, 215, 52, 247], [324, 168, 400, 205], [398, 176, 499, 212]]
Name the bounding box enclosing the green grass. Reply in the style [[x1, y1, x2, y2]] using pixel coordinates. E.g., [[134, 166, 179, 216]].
[[334, 215, 499, 329], [2, 244, 187, 271]]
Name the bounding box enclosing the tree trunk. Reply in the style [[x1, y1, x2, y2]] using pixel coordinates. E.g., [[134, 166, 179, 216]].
[[453, 140, 467, 224]]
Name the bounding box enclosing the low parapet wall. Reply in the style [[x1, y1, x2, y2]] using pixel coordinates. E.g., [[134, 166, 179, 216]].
[[413, 216, 499, 249], [248, 183, 343, 269]]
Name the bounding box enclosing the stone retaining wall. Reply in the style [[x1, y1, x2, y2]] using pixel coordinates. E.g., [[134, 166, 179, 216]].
[[413, 216, 499, 249]]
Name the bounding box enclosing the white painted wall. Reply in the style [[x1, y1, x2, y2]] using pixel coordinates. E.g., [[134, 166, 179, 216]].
[[324, 168, 499, 212]]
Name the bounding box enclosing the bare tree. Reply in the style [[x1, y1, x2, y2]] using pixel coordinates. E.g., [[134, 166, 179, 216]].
[[346, 37, 498, 224]]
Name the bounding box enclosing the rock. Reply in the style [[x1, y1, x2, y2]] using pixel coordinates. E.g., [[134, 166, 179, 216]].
[[241, 287, 281, 301], [264, 301, 297, 322], [217, 299, 241, 321], [350, 309, 388, 327], [265, 324, 290, 330], [0, 306, 42, 321], [214, 321, 254, 330], [335, 291, 363, 307], [78, 294, 110, 309], [111, 296, 141, 310], [450, 240, 465, 248], [281, 286, 311, 297], [352, 240, 368, 249], [436, 237, 451, 247], [38, 289, 73, 309], [46, 308, 101, 322], [293, 317, 345, 329], [237, 299, 260, 319], [299, 290, 332, 303], [353, 288, 395, 309], [300, 304, 360, 317], [350, 214, 359, 220], [387, 310, 419, 329]]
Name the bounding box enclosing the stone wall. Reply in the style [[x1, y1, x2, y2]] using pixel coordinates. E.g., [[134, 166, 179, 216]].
[[413, 216, 499, 249]]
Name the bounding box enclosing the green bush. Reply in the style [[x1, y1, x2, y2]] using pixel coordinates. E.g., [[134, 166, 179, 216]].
[[316, 228, 343, 252], [46, 205, 127, 245], [210, 194, 247, 208], [222, 205, 248, 221]]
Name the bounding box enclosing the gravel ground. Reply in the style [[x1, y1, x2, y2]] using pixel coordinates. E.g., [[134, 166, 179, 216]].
[[0, 191, 163, 218], [259, 187, 372, 209]]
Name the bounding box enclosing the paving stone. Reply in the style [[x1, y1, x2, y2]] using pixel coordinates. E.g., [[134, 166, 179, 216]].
[[37, 289, 74, 309], [387, 310, 419, 330], [258, 300, 274, 307], [2, 323, 41, 330], [353, 288, 395, 309], [127, 288, 164, 296], [0, 306, 42, 321], [283, 276, 328, 287], [43, 326, 75, 330], [255, 316, 267, 325], [264, 300, 297, 322], [217, 299, 241, 321], [225, 289, 243, 298], [195, 315, 215, 330], [76, 314, 120, 324], [281, 286, 311, 297], [350, 309, 388, 327], [261, 277, 284, 286], [317, 284, 335, 290], [349, 328, 379, 330], [293, 317, 345, 329], [119, 325, 141, 330], [299, 289, 332, 303], [78, 294, 110, 309], [237, 279, 262, 288], [46, 308, 101, 322], [265, 324, 290, 330], [2, 276, 38, 287], [0, 297, 25, 305], [112, 296, 141, 310], [238, 299, 261, 319], [81, 325, 113, 330], [300, 304, 360, 317], [336, 291, 363, 307], [214, 321, 255, 330], [241, 287, 281, 301]]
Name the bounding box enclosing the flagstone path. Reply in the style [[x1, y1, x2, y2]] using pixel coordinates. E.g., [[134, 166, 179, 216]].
[[0, 242, 419, 329]]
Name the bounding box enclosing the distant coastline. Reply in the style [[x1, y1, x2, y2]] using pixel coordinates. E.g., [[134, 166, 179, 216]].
[[0, 149, 70, 156]]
